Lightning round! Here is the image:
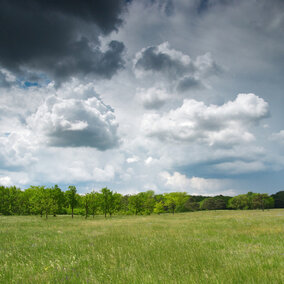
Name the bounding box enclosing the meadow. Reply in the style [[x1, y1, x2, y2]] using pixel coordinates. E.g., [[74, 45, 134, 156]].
[[0, 210, 283, 284]]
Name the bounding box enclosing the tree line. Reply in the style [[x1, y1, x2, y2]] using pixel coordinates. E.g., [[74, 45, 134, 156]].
[[0, 185, 283, 218]]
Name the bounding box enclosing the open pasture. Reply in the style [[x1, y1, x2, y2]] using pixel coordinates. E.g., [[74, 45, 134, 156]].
[[0, 210, 283, 283]]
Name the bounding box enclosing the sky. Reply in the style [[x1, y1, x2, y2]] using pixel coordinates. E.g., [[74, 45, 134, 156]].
[[0, 0, 283, 195]]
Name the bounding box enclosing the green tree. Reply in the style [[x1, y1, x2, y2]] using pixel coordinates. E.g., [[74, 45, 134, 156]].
[[28, 186, 57, 218], [200, 197, 216, 210], [251, 193, 274, 210], [20, 189, 33, 215], [200, 196, 228, 210], [65, 186, 78, 218], [50, 185, 65, 216], [0, 186, 22, 215], [271, 191, 284, 208], [154, 194, 164, 203], [89, 191, 100, 218], [82, 193, 91, 219], [120, 194, 130, 213], [144, 190, 155, 215], [228, 194, 250, 210], [44, 187, 59, 218], [100, 187, 110, 217], [28, 186, 46, 217], [100, 188, 121, 217], [109, 192, 122, 216], [184, 196, 200, 211], [154, 201, 165, 215], [129, 193, 145, 215], [229, 193, 274, 210], [164, 192, 188, 214]]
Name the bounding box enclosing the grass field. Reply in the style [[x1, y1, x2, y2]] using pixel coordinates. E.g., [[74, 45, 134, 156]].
[[0, 210, 283, 284]]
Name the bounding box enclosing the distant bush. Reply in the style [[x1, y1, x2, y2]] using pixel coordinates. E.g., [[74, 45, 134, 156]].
[[200, 196, 228, 210], [229, 192, 274, 210], [271, 191, 284, 208]]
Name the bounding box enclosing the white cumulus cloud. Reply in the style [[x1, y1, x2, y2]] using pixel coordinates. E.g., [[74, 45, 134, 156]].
[[27, 95, 120, 150], [142, 93, 269, 147], [137, 87, 170, 109], [160, 171, 233, 195]]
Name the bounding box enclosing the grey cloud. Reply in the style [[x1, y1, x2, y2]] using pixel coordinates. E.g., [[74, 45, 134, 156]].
[[143, 100, 166, 110], [270, 130, 284, 146], [51, 39, 125, 82], [0, 73, 11, 88], [134, 45, 193, 77], [177, 76, 203, 92], [0, 68, 16, 88], [197, 0, 233, 14], [134, 42, 220, 94], [0, 0, 127, 84], [48, 127, 118, 150], [138, 87, 169, 110], [28, 95, 120, 150], [162, 0, 174, 16], [149, 0, 175, 16], [38, 0, 126, 34]]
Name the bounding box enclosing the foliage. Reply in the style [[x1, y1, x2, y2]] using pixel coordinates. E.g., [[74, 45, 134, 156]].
[[184, 196, 200, 211], [271, 191, 284, 208], [228, 192, 274, 210], [65, 186, 78, 218], [0, 184, 280, 216], [100, 187, 121, 217], [200, 196, 228, 210], [50, 185, 65, 215], [89, 191, 100, 218], [81, 193, 91, 219], [164, 192, 188, 214], [0, 186, 23, 215], [153, 201, 165, 214], [129, 193, 144, 215]]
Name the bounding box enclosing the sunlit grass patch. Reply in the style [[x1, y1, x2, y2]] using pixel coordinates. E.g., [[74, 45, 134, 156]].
[[0, 210, 283, 283]]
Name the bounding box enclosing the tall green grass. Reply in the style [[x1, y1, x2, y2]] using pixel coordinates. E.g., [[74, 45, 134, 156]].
[[1, 210, 283, 283]]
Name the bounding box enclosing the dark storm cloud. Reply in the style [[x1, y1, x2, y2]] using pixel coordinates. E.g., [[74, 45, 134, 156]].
[[135, 46, 193, 77], [197, 0, 210, 14], [0, 0, 127, 84], [51, 39, 125, 82], [0, 72, 12, 88]]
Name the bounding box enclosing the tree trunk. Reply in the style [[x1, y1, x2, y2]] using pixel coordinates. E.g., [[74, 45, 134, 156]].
[[72, 207, 74, 219]]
